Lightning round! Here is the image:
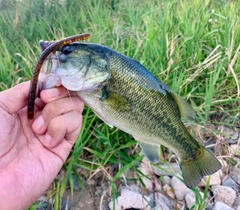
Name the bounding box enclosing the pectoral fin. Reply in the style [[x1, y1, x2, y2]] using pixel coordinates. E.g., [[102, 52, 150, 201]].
[[138, 141, 160, 163], [100, 85, 109, 100], [170, 92, 195, 121]]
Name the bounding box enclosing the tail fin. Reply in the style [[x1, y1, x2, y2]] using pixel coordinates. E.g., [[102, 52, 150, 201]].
[[180, 146, 221, 188]]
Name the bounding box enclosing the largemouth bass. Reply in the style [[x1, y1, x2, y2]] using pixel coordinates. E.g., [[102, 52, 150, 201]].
[[37, 41, 221, 188]]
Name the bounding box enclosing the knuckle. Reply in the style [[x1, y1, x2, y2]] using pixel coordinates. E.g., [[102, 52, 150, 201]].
[[50, 119, 60, 131], [73, 97, 84, 112], [44, 103, 55, 115], [68, 112, 82, 133], [42, 102, 59, 120]]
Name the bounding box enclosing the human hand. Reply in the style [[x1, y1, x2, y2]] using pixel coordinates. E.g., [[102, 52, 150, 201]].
[[0, 81, 84, 209]]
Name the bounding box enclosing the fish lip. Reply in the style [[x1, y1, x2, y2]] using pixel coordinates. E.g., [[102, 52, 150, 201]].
[[39, 73, 62, 91], [38, 52, 61, 91], [60, 75, 102, 92]]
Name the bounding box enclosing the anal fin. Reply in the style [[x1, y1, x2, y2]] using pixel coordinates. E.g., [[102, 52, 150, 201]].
[[138, 141, 160, 163]]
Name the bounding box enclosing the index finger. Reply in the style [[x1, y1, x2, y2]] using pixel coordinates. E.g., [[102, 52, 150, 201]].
[[0, 81, 30, 114], [40, 86, 77, 104]]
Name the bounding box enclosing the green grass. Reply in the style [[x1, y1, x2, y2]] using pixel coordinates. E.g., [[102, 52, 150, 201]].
[[0, 0, 239, 209]]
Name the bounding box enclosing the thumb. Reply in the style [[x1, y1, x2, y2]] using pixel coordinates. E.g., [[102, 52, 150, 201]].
[[0, 81, 30, 114]]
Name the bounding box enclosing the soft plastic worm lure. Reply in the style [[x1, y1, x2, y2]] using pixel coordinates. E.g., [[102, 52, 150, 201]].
[[27, 33, 91, 119]]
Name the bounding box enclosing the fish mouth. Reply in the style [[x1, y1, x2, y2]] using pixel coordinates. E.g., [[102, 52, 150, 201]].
[[39, 72, 62, 91], [38, 52, 61, 91]]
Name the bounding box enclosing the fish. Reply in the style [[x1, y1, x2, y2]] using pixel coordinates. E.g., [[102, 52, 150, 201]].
[[36, 41, 221, 188]]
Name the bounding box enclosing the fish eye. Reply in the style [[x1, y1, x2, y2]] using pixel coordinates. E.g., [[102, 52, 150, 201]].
[[61, 45, 73, 55]]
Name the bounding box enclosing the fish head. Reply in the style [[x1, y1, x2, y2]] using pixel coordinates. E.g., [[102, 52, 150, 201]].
[[39, 42, 111, 92]]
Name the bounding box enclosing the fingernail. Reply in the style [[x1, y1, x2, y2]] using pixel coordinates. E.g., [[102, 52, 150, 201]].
[[32, 115, 45, 132], [43, 133, 52, 147], [44, 88, 59, 98]]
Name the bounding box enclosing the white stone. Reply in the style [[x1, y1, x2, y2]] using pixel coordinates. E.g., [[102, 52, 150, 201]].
[[185, 191, 196, 209], [151, 202, 170, 210], [161, 176, 171, 185], [212, 185, 237, 206], [128, 184, 140, 193], [149, 192, 174, 209], [139, 167, 154, 191], [140, 157, 152, 174], [170, 176, 191, 200], [163, 184, 175, 200], [213, 201, 234, 210], [222, 178, 239, 193], [108, 188, 151, 210], [185, 191, 205, 209], [198, 170, 222, 187]]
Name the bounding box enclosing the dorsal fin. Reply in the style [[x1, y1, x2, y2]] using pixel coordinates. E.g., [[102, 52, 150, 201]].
[[170, 92, 195, 121]]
